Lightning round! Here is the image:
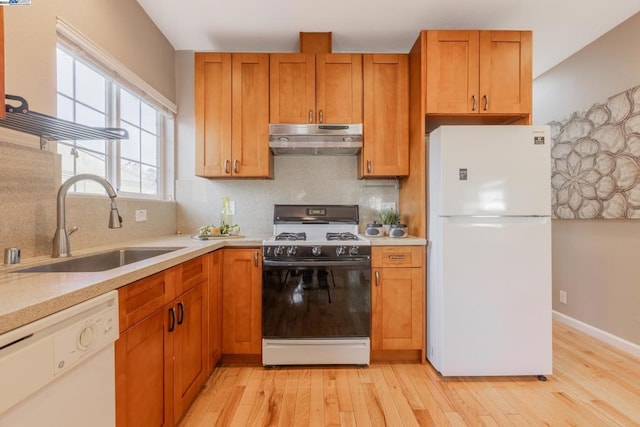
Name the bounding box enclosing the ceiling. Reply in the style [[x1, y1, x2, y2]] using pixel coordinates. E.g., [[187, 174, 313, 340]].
[[136, 0, 640, 78]]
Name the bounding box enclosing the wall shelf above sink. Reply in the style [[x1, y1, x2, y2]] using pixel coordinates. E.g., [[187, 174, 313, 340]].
[[0, 94, 129, 149]]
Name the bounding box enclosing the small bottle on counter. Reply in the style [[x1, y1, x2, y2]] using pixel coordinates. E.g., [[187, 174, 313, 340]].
[[220, 197, 235, 234]]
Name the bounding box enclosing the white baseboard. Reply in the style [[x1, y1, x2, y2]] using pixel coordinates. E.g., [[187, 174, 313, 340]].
[[553, 311, 640, 359]]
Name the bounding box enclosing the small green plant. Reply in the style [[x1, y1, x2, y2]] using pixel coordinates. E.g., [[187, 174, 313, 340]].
[[378, 208, 400, 225]]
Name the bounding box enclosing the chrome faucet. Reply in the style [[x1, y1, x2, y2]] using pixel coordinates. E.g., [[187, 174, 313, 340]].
[[52, 174, 123, 258]]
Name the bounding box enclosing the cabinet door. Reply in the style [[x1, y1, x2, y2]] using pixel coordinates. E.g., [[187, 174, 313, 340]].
[[231, 53, 271, 177], [116, 309, 173, 427], [371, 267, 423, 351], [316, 54, 363, 124], [172, 282, 208, 423], [362, 54, 409, 177], [269, 53, 316, 123], [195, 53, 232, 177], [222, 249, 262, 354], [207, 251, 222, 372], [479, 31, 532, 115], [425, 30, 479, 114]]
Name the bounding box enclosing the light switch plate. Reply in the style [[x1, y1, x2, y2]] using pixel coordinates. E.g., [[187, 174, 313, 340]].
[[135, 209, 147, 222], [381, 202, 396, 211]]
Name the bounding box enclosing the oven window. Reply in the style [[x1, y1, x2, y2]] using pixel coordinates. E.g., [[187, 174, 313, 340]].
[[262, 266, 371, 338]]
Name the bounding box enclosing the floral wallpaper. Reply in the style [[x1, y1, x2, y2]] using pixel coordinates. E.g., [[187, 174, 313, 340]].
[[550, 85, 640, 219]]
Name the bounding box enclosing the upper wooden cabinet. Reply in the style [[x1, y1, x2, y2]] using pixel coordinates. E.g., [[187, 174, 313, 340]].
[[269, 53, 362, 124], [194, 52, 271, 178], [425, 30, 532, 116], [361, 54, 409, 178]]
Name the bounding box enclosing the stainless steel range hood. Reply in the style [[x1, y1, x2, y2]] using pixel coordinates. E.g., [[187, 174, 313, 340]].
[[269, 124, 362, 155]]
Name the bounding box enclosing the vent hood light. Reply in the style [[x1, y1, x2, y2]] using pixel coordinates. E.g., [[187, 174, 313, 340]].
[[269, 123, 363, 155]]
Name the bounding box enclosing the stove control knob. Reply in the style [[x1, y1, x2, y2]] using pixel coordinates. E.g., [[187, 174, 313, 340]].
[[275, 246, 285, 256], [287, 246, 297, 256], [311, 246, 322, 256], [336, 246, 346, 256], [349, 246, 360, 255]]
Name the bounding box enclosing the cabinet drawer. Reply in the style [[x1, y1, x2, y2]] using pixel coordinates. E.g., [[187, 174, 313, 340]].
[[372, 246, 424, 268], [178, 255, 207, 293], [118, 270, 175, 332]]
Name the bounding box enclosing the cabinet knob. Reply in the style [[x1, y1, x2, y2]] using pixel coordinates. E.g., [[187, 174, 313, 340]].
[[471, 95, 477, 111], [309, 110, 314, 123], [224, 160, 230, 174], [375, 270, 380, 287], [483, 95, 489, 111], [254, 251, 259, 267], [319, 110, 324, 124], [233, 160, 239, 174], [367, 160, 372, 174]]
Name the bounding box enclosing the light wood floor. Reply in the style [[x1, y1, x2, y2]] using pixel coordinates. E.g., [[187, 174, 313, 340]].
[[179, 322, 640, 426]]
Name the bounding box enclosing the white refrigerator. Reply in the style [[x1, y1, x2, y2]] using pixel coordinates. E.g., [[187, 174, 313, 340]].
[[427, 125, 552, 377]]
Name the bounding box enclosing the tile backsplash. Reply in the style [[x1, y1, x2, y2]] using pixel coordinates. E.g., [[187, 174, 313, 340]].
[[0, 141, 177, 259], [176, 155, 400, 236]]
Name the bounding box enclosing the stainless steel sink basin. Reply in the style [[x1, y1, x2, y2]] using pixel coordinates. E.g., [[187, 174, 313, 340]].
[[17, 247, 185, 273]]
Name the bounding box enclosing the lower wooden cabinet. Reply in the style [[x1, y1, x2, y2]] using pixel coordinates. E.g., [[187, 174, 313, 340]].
[[207, 251, 222, 372], [221, 248, 262, 355], [371, 246, 424, 355], [116, 256, 209, 427]]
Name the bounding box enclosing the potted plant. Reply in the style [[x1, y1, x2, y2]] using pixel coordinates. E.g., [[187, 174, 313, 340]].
[[378, 208, 400, 235]]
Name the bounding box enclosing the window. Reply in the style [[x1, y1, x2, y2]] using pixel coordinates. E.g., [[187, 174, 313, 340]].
[[56, 46, 163, 197]]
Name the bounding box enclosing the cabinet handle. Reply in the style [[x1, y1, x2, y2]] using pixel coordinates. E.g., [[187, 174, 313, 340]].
[[224, 160, 230, 174], [177, 302, 185, 326], [471, 95, 477, 111], [319, 110, 324, 124], [483, 95, 489, 111], [367, 160, 372, 174], [168, 307, 176, 332], [233, 160, 239, 174], [375, 270, 380, 287], [309, 110, 314, 123], [389, 255, 406, 260], [254, 251, 259, 267]]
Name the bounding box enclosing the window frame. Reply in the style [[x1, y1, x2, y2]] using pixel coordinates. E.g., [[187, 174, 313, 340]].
[[55, 41, 171, 201]]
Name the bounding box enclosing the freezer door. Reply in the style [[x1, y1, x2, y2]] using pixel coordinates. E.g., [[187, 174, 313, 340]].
[[432, 125, 551, 217], [429, 216, 552, 376]]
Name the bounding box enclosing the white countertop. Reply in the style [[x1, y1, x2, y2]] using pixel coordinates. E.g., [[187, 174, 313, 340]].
[[0, 234, 426, 335]]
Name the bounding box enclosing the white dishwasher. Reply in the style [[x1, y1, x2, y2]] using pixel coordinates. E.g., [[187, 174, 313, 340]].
[[0, 290, 119, 426]]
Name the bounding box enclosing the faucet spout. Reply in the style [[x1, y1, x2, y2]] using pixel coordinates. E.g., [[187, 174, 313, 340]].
[[52, 174, 123, 258]]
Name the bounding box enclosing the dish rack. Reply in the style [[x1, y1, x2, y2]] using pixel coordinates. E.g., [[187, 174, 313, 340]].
[[0, 94, 129, 149]]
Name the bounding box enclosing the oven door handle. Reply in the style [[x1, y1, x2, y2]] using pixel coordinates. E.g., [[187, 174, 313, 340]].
[[262, 259, 371, 268]]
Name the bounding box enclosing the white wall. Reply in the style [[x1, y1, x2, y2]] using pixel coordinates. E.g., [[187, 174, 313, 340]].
[[533, 12, 640, 345], [0, 1, 178, 258]]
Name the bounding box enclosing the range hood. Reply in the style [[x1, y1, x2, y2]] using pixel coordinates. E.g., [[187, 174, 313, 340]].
[[269, 124, 362, 155]]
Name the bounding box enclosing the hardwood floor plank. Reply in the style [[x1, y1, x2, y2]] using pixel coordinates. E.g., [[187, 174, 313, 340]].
[[334, 369, 353, 412], [278, 369, 300, 427], [322, 369, 341, 426], [178, 323, 640, 426], [345, 369, 373, 427], [309, 369, 324, 427], [293, 369, 311, 427]]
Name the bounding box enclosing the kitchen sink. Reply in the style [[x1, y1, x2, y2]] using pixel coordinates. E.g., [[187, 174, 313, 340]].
[[17, 247, 185, 273]]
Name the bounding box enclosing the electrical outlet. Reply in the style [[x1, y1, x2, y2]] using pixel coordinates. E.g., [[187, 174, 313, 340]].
[[559, 290, 567, 304], [135, 209, 147, 222]]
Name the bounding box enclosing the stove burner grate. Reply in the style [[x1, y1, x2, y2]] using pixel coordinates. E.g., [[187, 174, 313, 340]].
[[326, 232, 359, 241], [275, 232, 307, 241]]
